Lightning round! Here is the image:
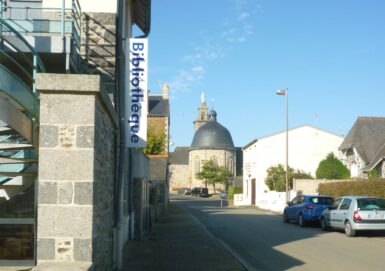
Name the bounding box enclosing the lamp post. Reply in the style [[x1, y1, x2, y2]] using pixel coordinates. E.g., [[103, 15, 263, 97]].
[[276, 89, 289, 203]]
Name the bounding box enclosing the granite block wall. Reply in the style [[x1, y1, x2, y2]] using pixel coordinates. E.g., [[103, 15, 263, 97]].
[[35, 73, 117, 271]]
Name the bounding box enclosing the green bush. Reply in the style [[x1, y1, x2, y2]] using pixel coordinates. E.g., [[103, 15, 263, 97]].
[[228, 186, 243, 200], [318, 179, 385, 199], [316, 153, 350, 179]]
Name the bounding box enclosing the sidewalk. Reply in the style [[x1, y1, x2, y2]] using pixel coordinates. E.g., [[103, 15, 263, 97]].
[[122, 203, 246, 271]]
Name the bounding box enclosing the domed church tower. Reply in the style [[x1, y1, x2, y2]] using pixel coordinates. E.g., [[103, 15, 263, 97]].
[[189, 109, 236, 191]]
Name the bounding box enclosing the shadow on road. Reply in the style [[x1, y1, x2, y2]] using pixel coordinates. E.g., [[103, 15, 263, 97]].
[[172, 195, 335, 271]]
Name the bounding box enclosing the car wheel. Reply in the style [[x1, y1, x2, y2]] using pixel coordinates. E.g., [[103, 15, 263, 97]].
[[298, 214, 306, 227], [320, 217, 329, 231], [344, 221, 356, 237], [283, 212, 289, 223]]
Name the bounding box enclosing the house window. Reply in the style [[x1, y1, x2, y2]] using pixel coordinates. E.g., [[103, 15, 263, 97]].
[[227, 158, 234, 174]]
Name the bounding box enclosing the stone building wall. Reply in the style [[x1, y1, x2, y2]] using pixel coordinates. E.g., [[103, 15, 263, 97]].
[[168, 164, 190, 193], [189, 149, 236, 192], [35, 73, 118, 271]]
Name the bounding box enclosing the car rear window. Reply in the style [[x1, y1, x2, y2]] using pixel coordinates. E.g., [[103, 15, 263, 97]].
[[357, 198, 385, 210], [310, 197, 333, 205]]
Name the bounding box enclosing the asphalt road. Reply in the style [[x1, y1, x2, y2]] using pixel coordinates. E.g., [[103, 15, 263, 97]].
[[172, 194, 385, 271]]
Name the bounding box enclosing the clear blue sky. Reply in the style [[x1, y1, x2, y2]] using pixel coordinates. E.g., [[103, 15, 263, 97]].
[[147, 0, 385, 149]]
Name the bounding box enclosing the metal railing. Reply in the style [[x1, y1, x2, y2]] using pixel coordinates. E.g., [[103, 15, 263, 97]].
[[0, 18, 45, 95], [0, 0, 82, 71]]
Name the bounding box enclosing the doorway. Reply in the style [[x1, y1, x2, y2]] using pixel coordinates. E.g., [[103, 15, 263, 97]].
[[251, 179, 256, 205]]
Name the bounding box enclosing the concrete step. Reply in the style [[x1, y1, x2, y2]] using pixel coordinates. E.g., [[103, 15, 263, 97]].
[[0, 175, 35, 186], [0, 171, 37, 177], [0, 157, 37, 164], [0, 143, 34, 151], [0, 127, 17, 136]]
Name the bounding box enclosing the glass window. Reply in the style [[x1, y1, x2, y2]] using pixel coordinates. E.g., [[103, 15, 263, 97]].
[[0, 184, 35, 261], [333, 198, 343, 209], [311, 197, 333, 205], [339, 198, 352, 210], [0, 224, 34, 260], [358, 198, 385, 210]]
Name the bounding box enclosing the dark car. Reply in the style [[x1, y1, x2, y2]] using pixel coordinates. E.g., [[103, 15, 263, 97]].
[[283, 195, 334, 227], [191, 187, 209, 197]]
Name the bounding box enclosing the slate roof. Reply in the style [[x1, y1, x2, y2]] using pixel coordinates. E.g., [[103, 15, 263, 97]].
[[149, 157, 168, 181], [133, 0, 151, 36], [169, 147, 189, 165], [149, 95, 169, 117], [340, 117, 385, 168], [191, 110, 235, 150]]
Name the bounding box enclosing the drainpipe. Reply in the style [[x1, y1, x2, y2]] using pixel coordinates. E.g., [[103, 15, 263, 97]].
[[115, 0, 124, 227]]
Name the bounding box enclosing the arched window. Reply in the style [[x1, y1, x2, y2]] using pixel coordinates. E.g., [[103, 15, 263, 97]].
[[194, 157, 201, 174], [210, 156, 218, 166], [227, 158, 234, 174]]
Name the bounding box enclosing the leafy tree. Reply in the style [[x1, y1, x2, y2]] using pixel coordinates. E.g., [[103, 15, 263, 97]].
[[265, 164, 313, 192], [316, 153, 350, 179], [144, 128, 166, 155], [368, 169, 379, 179], [196, 159, 233, 193]]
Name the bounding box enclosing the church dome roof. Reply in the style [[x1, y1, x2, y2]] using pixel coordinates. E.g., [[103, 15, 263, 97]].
[[191, 110, 235, 150]]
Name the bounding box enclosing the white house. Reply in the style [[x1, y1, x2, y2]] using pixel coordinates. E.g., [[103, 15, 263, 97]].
[[235, 125, 344, 211]]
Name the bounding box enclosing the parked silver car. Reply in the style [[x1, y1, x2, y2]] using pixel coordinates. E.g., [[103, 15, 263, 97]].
[[320, 195, 385, 237]]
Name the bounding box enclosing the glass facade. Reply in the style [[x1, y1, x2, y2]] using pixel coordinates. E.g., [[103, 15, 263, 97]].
[[0, 183, 35, 261]]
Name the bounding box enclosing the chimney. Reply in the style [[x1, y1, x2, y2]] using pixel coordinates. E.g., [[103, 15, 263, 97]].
[[162, 83, 169, 100]]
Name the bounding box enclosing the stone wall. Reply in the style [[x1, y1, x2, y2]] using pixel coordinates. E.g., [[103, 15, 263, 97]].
[[189, 149, 236, 191], [35, 73, 118, 271], [130, 150, 150, 241], [168, 164, 190, 192]]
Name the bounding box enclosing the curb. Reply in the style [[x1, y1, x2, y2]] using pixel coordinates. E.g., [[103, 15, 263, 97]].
[[183, 205, 258, 271]]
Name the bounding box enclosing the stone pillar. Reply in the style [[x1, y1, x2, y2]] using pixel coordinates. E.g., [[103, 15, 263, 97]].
[[34, 74, 118, 271]]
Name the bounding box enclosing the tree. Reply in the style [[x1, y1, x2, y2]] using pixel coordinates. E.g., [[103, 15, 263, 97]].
[[195, 159, 232, 193], [368, 169, 379, 179], [265, 164, 313, 192], [316, 152, 350, 179], [144, 128, 166, 155]]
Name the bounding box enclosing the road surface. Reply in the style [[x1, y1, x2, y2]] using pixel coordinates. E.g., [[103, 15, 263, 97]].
[[172, 194, 385, 271]]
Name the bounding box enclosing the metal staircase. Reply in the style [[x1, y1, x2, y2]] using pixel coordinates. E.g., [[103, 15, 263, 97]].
[[0, 18, 44, 264], [0, 0, 92, 265]]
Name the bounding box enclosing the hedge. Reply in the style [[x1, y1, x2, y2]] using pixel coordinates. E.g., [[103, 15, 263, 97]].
[[318, 179, 385, 199], [228, 186, 243, 200]]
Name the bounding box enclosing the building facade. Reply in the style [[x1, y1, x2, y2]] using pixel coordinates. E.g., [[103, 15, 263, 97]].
[[0, 0, 152, 270], [147, 84, 170, 222], [240, 125, 344, 206], [169, 95, 241, 193]]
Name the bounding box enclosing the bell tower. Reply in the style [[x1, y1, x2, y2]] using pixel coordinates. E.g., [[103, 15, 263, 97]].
[[193, 91, 210, 131]]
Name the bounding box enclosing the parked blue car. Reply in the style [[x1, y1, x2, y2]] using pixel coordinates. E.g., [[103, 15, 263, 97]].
[[283, 195, 334, 227]]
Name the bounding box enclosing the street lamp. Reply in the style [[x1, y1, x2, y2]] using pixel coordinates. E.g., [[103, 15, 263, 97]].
[[276, 89, 289, 203]]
